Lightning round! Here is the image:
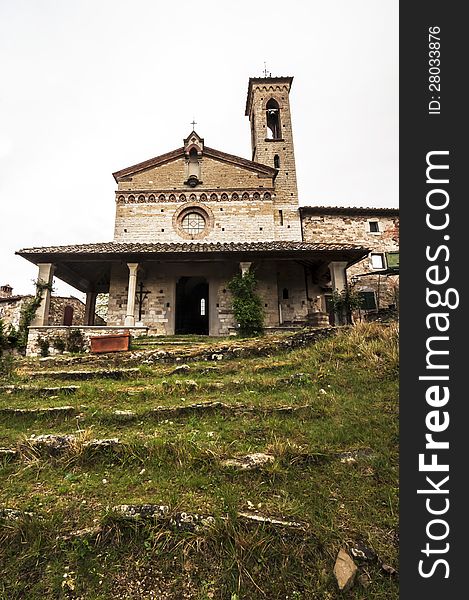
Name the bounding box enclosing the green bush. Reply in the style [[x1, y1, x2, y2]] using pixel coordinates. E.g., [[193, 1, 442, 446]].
[[37, 336, 50, 357], [66, 329, 86, 353], [51, 335, 66, 353], [227, 271, 264, 336], [0, 352, 15, 379]]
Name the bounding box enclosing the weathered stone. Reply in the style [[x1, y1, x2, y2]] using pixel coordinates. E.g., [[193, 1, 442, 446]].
[[237, 511, 306, 530], [221, 453, 275, 471], [84, 438, 121, 451], [0, 448, 18, 459], [337, 448, 374, 463], [333, 548, 358, 591], [24, 435, 122, 455], [28, 367, 140, 381], [0, 508, 34, 520], [113, 504, 170, 520], [0, 406, 77, 417], [57, 526, 102, 542], [0, 385, 79, 395], [27, 434, 77, 453], [381, 563, 398, 576], [349, 540, 377, 562], [113, 409, 137, 421], [169, 364, 190, 375]]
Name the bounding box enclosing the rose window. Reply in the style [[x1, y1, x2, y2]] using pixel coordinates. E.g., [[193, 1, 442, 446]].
[[181, 212, 206, 234]]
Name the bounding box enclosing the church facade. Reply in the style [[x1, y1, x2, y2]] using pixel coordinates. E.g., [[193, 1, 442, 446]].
[[17, 76, 397, 345]]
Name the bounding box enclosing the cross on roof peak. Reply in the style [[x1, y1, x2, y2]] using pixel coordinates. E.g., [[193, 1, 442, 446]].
[[190, 119, 197, 129]]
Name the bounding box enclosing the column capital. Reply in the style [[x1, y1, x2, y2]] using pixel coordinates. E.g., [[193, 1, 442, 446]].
[[127, 262, 139, 274], [239, 262, 252, 275]]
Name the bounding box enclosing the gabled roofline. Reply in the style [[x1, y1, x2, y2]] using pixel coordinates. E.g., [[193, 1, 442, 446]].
[[112, 146, 277, 182]]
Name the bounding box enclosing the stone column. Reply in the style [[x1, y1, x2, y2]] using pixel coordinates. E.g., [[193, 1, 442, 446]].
[[84, 291, 98, 326], [239, 262, 252, 275], [329, 261, 348, 325], [124, 263, 139, 326], [31, 263, 55, 326]]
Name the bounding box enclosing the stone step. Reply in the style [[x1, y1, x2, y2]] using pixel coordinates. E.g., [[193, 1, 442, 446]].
[[0, 385, 80, 395], [147, 402, 319, 419], [24, 368, 140, 381], [0, 406, 78, 417], [19, 434, 122, 457]]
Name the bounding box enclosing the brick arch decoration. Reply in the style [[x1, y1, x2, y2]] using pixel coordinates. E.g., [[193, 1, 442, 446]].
[[172, 202, 215, 240]]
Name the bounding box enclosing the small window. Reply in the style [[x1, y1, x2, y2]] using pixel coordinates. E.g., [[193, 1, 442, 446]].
[[279, 209, 284, 225], [370, 253, 385, 270], [274, 154, 280, 169], [200, 298, 206, 316], [282, 288, 289, 300], [359, 291, 377, 310], [369, 221, 380, 233]]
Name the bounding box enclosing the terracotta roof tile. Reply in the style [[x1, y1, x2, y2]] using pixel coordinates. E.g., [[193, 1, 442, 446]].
[[17, 240, 368, 256]]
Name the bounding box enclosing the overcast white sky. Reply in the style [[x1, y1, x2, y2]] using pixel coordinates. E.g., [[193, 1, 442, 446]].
[[0, 0, 398, 297]]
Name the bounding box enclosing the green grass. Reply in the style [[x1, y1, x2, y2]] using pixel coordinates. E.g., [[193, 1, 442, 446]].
[[0, 323, 399, 599]]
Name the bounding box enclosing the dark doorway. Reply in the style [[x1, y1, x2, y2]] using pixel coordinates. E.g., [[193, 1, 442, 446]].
[[63, 305, 74, 326], [175, 277, 209, 335]]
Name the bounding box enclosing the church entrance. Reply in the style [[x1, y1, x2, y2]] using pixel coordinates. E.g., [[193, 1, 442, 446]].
[[175, 276, 209, 335]]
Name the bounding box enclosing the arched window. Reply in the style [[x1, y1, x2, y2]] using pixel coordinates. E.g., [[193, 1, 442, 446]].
[[274, 154, 280, 169], [187, 147, 200, 185], [266, 98, 281, 139]]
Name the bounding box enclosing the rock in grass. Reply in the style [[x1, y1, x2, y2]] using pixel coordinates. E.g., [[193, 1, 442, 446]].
[[0, 406, 77, 417], [0, 448, 18, 460], [221, 453, 275, 471], [113, 409, 137, 421], [334, 548, 358, 591], [113, 504, 170, 519], [170, 364, 191, 375]]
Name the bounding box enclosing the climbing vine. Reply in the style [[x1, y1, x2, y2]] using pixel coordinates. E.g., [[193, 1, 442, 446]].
[[16, 279, 54, 351], [227, 270, 264, 336]]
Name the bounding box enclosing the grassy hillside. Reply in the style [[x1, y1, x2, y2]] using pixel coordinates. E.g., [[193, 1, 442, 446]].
[[0, 324, 399, 599]]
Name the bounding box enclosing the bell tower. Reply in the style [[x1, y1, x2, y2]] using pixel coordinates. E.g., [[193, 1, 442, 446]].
[[245, 76, 301, 239]]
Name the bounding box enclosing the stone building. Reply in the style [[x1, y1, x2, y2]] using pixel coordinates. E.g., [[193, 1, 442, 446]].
[[0, 286, 101, 329], [16, 75, 398, 342], [301, 207, 399, 317]]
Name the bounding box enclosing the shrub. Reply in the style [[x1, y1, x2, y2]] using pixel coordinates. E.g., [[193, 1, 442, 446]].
[[0, 352, 15, 379], [66, 329, 86, 353], [51, 335, 66, 353], [0, 319, 6, 350], [331, 287, 364, 325], [37, 336, 50, 357], [227, 271, 264, 336]]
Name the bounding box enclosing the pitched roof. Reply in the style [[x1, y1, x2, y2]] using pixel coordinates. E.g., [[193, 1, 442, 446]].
[[17, 240, 368, 257], [112, 146, 277, 181]]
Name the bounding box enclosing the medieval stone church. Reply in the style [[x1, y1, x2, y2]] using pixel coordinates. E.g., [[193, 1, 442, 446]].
[[17, 76, 398, 345]]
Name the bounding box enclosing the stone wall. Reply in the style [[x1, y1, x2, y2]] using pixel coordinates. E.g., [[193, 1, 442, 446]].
[[301, 211, 399, 311], [0, 296, 105, 329], [26, 326, 148, 357], [113, 197, 290, 243], [106, 260, 312, 336]]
